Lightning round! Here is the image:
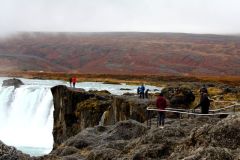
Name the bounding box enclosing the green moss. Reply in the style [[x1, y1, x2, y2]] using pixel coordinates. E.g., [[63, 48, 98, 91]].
[[76, 98, 111, 112]]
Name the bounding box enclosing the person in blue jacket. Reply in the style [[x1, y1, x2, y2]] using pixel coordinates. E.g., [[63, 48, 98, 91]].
[[140, 84, 145, 99]]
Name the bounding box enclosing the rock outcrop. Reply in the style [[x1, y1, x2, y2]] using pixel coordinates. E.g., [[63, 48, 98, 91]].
[[169, 113, 240, 160], [161, 86, 195, 109], [51, 85, 221, 155], [2, 78, 24, 88], [51, 85, 112, 148], [0, 140, 30, 160], [47, 113, 240, 159], [51, 85, 153, 148], [100, 96, 152, 126]]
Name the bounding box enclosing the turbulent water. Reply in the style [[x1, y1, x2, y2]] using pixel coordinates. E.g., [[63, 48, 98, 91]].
[[0, 77, 161, 156], [0, 77, 64, 156]]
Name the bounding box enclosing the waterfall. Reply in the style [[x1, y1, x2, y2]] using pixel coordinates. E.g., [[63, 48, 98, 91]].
[[0, 85, 54, 156], [99, 111, 108, 126]]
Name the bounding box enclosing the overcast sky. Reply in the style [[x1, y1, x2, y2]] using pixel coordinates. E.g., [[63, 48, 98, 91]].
[[1, 0, 240, 35]]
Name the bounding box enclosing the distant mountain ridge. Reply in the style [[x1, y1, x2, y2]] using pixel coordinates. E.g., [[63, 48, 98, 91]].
[[0, 32, 240, 76]]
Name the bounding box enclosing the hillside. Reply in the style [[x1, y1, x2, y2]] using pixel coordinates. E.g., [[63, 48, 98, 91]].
[[0, 32, 240, 76]]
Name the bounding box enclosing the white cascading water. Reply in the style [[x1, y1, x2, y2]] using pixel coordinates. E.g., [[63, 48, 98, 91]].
[[0, 84, 55, 156]]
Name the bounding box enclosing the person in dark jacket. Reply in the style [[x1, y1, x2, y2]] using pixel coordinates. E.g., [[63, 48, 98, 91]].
[[200, 84, 208, 94], [156, 93, 167, 128], [140, 84, 145, 99], [145, 89, 150, 99], [194, 91, 210, 114], [69, 77, 72, 87], [137, 86, 141, 95]]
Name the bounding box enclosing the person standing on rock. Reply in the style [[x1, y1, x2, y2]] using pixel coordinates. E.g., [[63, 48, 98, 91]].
[[137, 86, 141, 95], [140, 84, 145, 99], [69, 77, 72, 87], [145, 89, 150, 99], [194, 90, 210, 114], [72, 76, 77, 88], [156, 92, 167, 128]]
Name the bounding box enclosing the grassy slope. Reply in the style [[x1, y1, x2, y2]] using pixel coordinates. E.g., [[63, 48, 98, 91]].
[[0, 32, 240, 76]]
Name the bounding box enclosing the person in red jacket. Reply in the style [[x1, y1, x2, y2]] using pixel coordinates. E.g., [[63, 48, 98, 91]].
[[72, 76, 77, 88], [156, 92, 167, 128]]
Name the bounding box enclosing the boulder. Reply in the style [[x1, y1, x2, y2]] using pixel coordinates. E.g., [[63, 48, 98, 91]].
[[45, 113, 240, 160], [169, 113, 240, 159], [0, 140, 30, 160], [161, 87, 195, 109], [2, 78, 24, 88]]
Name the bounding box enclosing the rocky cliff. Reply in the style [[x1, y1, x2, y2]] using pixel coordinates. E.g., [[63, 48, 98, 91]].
[[50, 85, 208, 149], [51, 85, 112, 148], [47, 114, 240, 160], [99, 95, 152, 126], [48, 86, 240, 159], [51, 85, 155, 148]]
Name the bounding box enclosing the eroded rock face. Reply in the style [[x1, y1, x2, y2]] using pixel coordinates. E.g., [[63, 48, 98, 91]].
[[188, 114, 240, 150], [170, 113, 240, 160], [51, 85, 112, 148], [47, 114, 240, 160], [101, 96, 152, 126], [0, 140, 30, 160], [51, 86, 152, 148], [49, 85, 239, 160], [2, 78, 24, 88]]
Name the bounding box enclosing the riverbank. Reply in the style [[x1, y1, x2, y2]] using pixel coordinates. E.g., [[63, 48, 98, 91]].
[[1, 71, 240, 86]]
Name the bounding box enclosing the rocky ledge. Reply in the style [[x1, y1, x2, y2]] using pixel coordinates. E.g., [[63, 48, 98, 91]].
[[2, 78, 24, 88], [0, 140, 30, 160], [48, 86, 240, 159], [47, 113, 240, 160], [51, 85, 154, 148], [50, 85, 197, 148], [1, 114, 239, 160]]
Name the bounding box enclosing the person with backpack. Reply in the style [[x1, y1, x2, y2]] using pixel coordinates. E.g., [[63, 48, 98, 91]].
[[194, 90, 210, 114]]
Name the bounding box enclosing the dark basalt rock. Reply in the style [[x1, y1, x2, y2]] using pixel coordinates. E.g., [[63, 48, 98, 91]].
[[120, 88, 131, 90], [0, 113, 235, 159], [2, 78, 24, 88], [0, 140, 30, 160], [161, 86, 195, 109], [43, 85, 239, 160], [51, 85, 153, 149], [51, 85, 112, 148], [46, 114, 240, 160]]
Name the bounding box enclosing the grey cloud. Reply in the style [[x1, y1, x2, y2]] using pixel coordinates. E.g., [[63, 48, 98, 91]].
[[0, 0, 240, 35]]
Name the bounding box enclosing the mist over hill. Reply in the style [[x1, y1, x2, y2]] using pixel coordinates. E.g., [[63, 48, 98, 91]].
[[0, 32, 240, 76]]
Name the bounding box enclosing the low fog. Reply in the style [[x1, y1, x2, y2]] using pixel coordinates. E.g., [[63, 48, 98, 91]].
[[1, 0, 240, 36]]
